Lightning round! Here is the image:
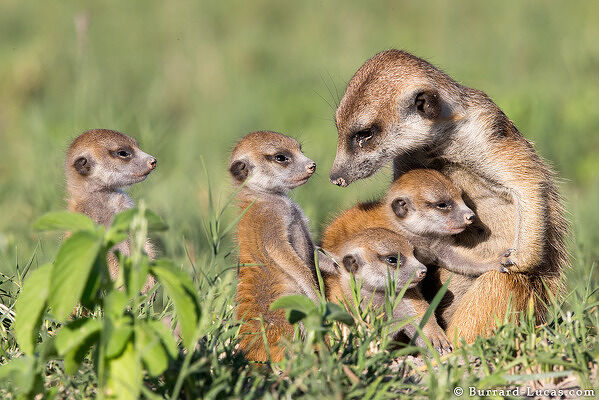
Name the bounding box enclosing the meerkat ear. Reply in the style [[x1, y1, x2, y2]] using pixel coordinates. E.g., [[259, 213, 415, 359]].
[[229, 160, 251, 182], [73, 156, 92, 175], [315, 248, 339, 274], [414, 89, 441, 119], [342, 254, 363, 273], [391, 197, 410, 218]]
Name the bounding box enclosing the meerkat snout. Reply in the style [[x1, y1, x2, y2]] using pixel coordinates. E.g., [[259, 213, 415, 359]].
[[463, 209, 475, 224], [306, 161, 316, 174], [148, 157, 157, 170]]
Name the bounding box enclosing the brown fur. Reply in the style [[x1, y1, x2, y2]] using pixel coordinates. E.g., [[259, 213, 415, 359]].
[[329, 50, 568, 344], [231, 131, 319, 362], [65, 129, 157, 292], [322, 224, 451, 351]]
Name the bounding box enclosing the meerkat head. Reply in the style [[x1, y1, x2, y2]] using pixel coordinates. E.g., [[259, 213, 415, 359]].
[[229, 131, 316, 194], [329, 50, 460, 187], [336, 228, 427, 292], [65, 129, 157, 193], [386, 169, 475, 237]]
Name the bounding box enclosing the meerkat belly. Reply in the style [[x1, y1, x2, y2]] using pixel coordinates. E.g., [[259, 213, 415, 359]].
[[287, 209, 315, 267]]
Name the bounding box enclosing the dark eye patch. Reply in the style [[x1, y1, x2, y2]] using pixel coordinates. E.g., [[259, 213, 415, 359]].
[[350, 124, 380, 150], [380, 253, 404, 267], [265, 150, 292, 164], [110, 147, 134, 160]]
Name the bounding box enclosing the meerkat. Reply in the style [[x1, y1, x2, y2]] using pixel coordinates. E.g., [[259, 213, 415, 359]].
[[322, 228, 452, 352], [323, 168, 507, 277], [65, 129, 157, 292], [327, 50, 568, 343], [230, 131, 320, 363]]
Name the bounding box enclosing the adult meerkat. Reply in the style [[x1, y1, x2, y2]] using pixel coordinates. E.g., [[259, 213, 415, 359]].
[[230, 131, 320, 363], [65, 129, 157, 292], [328, 50, 568, 343], [323, 228, 451, 352], [322, 168, 507, 277]]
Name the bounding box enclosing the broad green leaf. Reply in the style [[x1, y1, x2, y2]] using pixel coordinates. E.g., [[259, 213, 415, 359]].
[[55, 318, 102, 356], [0, 356, 37, 396], [80, 249, 110, 309], [48, 231, 102, 321], [325, 302, 355, 326], [110, 207, 168, 235], [125, 256, 150, 298], [104, 291, 129, 320], [14, 263, 52, 354], [150, 260, 200, 350], [104, 340, 142, 400], [135, 323, 168, 377], [105, 317, 134, 359], [287, 309, 307, 324], [147, 319, 178, 358], [33, 211, 96, 232], [63, 329, 99, 375], [270, 294, 317, 315]]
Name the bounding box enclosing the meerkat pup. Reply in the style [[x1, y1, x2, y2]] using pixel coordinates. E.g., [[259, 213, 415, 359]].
[[323, 228, 451, 352], [323, 169, 507, 277], [328, 50, 568, 343], [230, 131, 320, 363], [65, 129, 157, 292]]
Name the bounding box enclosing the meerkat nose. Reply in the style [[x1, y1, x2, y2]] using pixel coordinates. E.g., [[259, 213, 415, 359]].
[[464, 211, 475, 224], [331, 177, 346, 187], [418, 268, 427, 278], [306, 162, 316, 174], [149, 158, 157, 170]]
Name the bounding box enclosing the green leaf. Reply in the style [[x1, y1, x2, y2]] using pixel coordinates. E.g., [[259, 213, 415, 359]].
[[33, 211, 96, 232], [104, 291, 129, 320], [270, 294, 317, 315], [14, 263, 52, 354], [325, 302, 355, 326], [147, 319, 178, 358], [48, 231, 102, 321], [135, 323, 168, 377], [150, 260, 200, 350], [105, 317, 134, 359], [80, 249, 110, 309], [63, 330, 99, 375], [110, 207, 168, 235], [0, 356, 37, 395], [104, 340, 142, 400], [55, 318, 102, 356], [287, 309, 307, 324]]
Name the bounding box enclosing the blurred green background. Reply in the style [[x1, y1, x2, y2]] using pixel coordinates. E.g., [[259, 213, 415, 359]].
[[1, 0, 598, 286]]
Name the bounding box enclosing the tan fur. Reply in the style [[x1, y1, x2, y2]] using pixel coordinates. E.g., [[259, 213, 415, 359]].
[[329, 50, 569, 344], [321, 227, 451, 352], [231, 131, 319, 362], [65, 129, 157, 292]]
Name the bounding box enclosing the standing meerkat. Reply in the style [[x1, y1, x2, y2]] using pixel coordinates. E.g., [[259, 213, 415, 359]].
[[322, 228, 451, 353], [230, 131, 319, 363], [322, 168, 507, 277], [328, 50, 568, 343], [65, 129, 157, 292]]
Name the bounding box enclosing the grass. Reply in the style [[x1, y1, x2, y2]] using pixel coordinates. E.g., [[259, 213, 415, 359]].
[[1, 0, 598, 398]]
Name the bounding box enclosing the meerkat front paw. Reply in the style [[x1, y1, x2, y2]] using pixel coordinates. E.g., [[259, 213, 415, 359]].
[[421, 324, 453, 355], [499, 248, 517, 273]]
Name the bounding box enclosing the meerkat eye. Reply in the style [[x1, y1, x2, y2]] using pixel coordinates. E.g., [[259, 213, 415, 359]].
[[274, 154, 289, 163], [435, 202, 451, 210], [354, 128, 374, 148], [116, 149, 131, 158], [385, 256, 397, 265]]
